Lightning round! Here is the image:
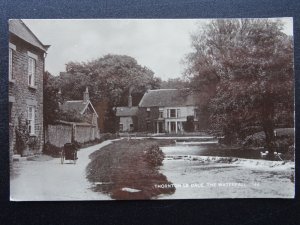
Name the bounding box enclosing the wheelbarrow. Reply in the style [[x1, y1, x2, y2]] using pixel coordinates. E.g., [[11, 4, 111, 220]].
[[61, 143, 78, 164]]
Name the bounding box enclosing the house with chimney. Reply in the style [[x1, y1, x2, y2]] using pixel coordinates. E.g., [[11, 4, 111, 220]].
[[9, 19, 50, 157], [137, 89, 200, 134], [115, 92, 138, 132], [59, 87, 100, 140]]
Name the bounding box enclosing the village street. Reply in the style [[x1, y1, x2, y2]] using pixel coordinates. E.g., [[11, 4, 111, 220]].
[[10, 141, 114, 201]]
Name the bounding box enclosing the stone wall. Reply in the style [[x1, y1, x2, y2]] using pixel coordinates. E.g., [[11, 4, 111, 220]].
[[9, 34, 45, 156], [45, 124, 72, 148], [137, 107, 159, 132], [45, 123, 99, 147], [75, 125, 97, 143]]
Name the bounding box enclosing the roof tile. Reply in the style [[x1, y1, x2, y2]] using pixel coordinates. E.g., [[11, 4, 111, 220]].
[[9, 19, 48, 52], [139, 89, 198, 107]]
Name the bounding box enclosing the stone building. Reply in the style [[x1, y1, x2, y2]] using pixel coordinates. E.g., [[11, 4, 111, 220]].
[[115, 92, 138, 132], [137, 89, 200, 133], [9, 19, 50, 157], [59, 87, 100, 140]]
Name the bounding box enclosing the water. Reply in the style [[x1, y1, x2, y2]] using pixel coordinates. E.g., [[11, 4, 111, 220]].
[[161, 143, 262, 159]]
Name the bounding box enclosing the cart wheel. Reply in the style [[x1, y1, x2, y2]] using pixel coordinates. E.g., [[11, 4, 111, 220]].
[[61, 151, 65, 164], [73, 152, 77, 164]]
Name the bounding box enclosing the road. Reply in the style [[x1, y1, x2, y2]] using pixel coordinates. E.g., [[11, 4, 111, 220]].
[[10, 141, 114, 201]]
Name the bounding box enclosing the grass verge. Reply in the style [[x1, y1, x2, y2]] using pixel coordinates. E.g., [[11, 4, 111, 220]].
[[86, 139, 175, 200]]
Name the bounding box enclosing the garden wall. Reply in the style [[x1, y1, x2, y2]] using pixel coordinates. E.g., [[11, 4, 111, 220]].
[[45, 122, 99, 147]]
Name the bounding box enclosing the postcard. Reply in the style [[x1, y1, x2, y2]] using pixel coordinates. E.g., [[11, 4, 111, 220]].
[[9, 18, 294, 200]]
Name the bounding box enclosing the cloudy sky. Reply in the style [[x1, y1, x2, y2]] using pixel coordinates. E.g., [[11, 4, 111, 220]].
[[23, 18, 293, 80]]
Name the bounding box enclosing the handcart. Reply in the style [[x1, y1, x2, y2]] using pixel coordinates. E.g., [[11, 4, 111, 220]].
[[61, 143, 78, 164]]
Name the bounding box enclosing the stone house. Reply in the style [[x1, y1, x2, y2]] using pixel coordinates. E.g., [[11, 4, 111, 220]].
[[137, 89, 200, 133], [9, 19, 50, 157], [59, 87, 100, 140], [115, 93, 138, 132]]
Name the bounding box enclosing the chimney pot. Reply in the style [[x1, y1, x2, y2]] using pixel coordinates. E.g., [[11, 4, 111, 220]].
[[128, 93, 132, 107], [83, 86, 89, 103]]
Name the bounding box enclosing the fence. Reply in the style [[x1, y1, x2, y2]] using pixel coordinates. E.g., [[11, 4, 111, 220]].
[[45, 121, 99, 147]]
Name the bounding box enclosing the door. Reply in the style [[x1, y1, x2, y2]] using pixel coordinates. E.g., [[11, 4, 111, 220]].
[[158, 122, 163, 133], [170, 122, 176, 133]]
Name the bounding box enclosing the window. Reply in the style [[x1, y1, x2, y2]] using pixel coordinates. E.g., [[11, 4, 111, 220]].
[[9, 48, 13, 81], [146, 122, 151, 131], [159, 110, 163, 118], [27, 106, 35, 135], [130, 124, 134, 131], [170, 109, 176, 118], [9, 43, 16, 81], [92, 113, 97, 125], [119, 124, 123, 132], [28, 57, 36, 86], [170, 122, 176, 132], [146, 108, 151, 118], [9, 102, 13, 124], [177, 109, 181, 118]]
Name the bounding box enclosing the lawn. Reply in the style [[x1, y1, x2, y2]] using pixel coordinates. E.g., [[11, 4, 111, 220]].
[[86, 138, 176, 200]]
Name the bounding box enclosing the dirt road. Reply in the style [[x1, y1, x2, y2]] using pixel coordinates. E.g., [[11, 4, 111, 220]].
[[10, 141, 114, 201]]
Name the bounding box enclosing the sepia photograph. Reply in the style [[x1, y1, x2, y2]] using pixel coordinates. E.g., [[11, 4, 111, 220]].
[[9, 18, 295, 201]]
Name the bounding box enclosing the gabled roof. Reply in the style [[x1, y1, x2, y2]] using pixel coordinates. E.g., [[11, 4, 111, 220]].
[[139, 89, 198, 107], [60, 100, 98, 117], [116, 107, 138, 117], [9, 19, 49, 52]]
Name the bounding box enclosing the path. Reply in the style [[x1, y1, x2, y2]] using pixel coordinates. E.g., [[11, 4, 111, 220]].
[[10, 141, 114, 201]]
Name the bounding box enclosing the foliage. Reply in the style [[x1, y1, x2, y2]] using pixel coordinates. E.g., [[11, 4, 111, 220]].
[[43, 71, 61, 125], [184, 19, 294, 151], [144, 144, 165, 167], [43, 142, 62, 157], [15, 116, 30, 155], [160, 78, 188, 89], [57, 54, 161, 105], [183, 116, 195, 132], [27, 136, 40, 150], [243, 128, 294, 151], [49, 54, 161, 132]]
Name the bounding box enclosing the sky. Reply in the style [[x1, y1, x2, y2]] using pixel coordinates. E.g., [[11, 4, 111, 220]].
[[23, 18, 293, 80]]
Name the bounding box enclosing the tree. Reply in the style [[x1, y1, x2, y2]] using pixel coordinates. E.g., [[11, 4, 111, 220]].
[[184, 19, 294, 156], [160, 78, 188, 89], [43, 71, 61, 125], [52, 54, 161, 132]]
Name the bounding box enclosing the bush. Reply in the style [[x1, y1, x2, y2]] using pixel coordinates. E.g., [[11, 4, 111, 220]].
[[15, 116, 30, 155], [243, 128, 294, 150], [285, 145, 295, 161], [144, 144, 165, 167], [43, 142, 62, 157]]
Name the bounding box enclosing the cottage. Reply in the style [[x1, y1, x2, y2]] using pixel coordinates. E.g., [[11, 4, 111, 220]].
[[9, 19, 50, 157], [59, 87, 100, 140], [115, 93, 138, 132], [138, 89, 199, 133]]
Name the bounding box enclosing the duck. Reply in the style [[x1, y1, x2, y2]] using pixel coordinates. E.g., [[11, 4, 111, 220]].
[[260, 150, 269, 159]]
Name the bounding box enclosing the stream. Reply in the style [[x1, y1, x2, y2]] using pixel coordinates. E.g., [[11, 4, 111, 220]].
[[161, 142, 262, 159]]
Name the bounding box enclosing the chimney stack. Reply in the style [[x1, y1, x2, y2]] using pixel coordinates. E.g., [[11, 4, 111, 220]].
[[128, 93, 132, 107], [83, 87, 89, 103], [128, 86, 133, 107]]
